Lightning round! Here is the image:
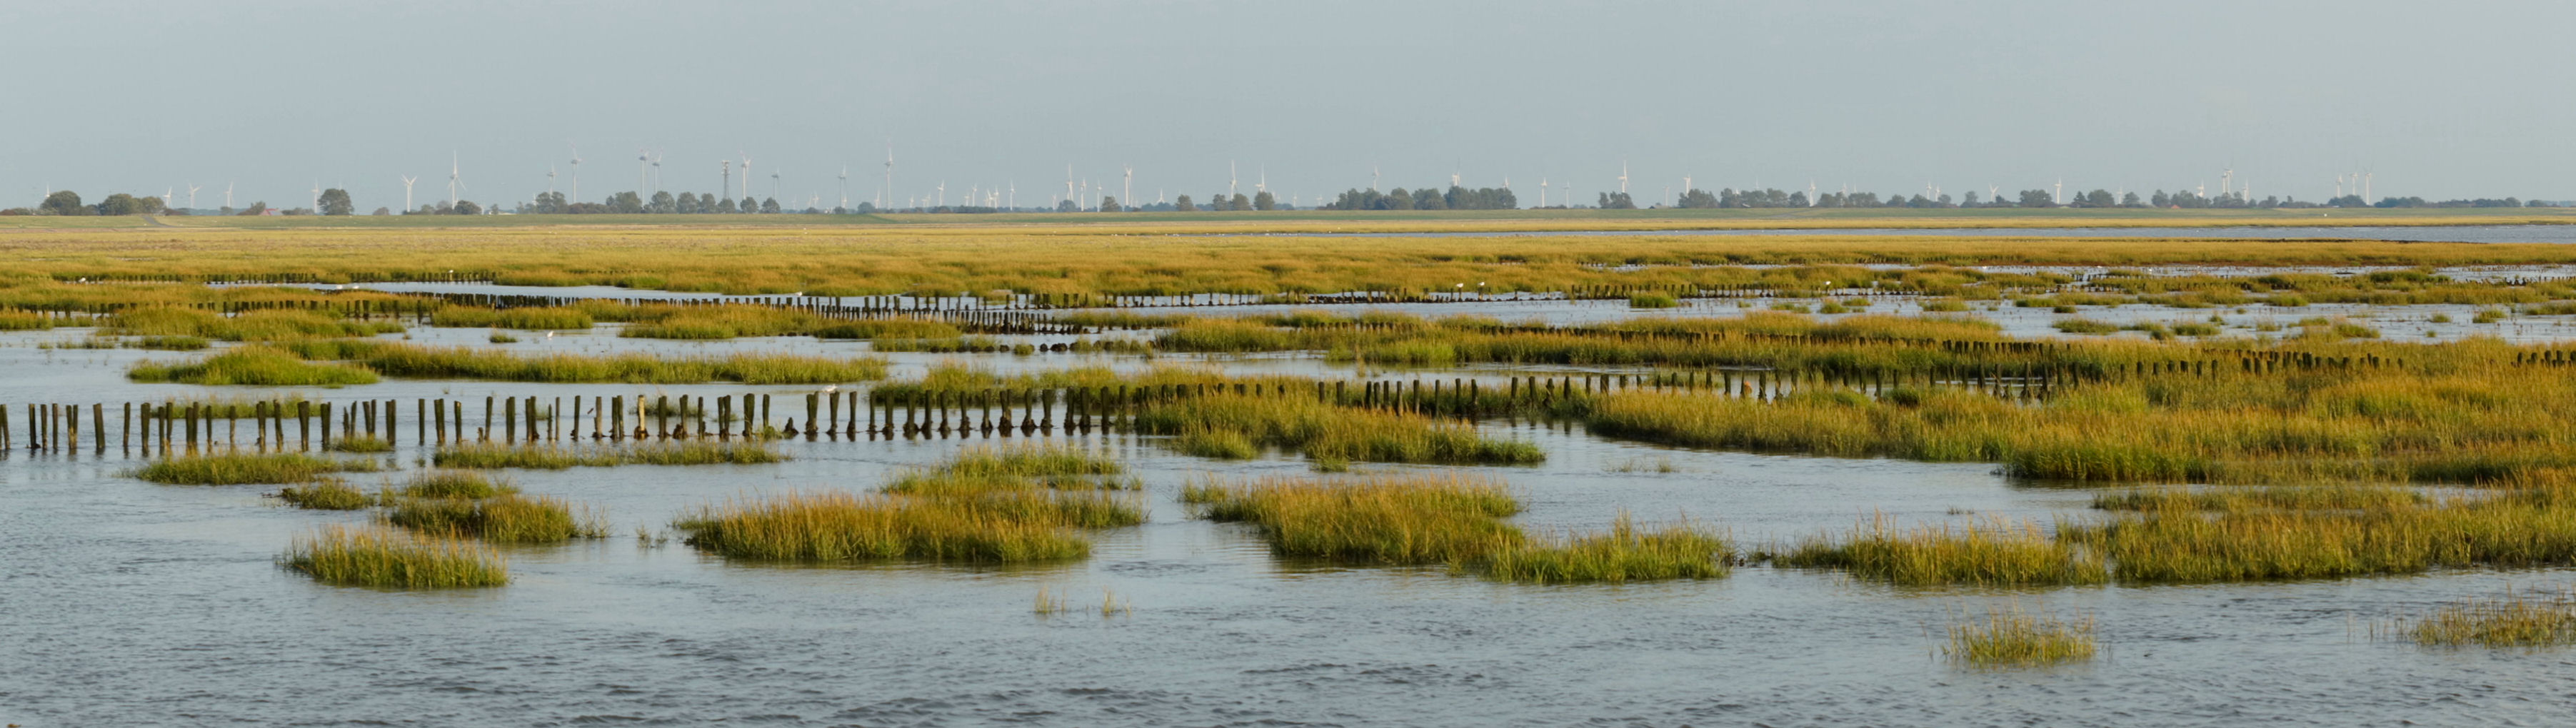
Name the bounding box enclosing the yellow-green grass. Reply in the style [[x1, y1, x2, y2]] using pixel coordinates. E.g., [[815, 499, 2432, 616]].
[[1463, 514, 1732, 584], [1138, 393, 1543, 465], [1779, 517, 2109, 587], [276, 339, 886, 384], [23, 216, 2576, 299], [674, 491, 1093, 562], [126, 335, 211, 350], [876, 446, 1146, 528], [430, 305, 593, 330], [276, 478, 371, 510], [1580, 353, 2576, 485], [2091, 485, 2428, 512], [103, 307, 401, 340], [136, 452, 381, 485], [386, 493, 606, 544], [2059, 494, 2576, 583], [431, 440, 786, 470], [2397, 589, 2576, 648], [1182, 475, 1524, 565], [280, 525, 509, 588], [1945, 607, 2098, 667], [127, 345, 380, 386], [386, 470, 518, 500], [0, 310, 56, 330], [326, 435, 394, 453]]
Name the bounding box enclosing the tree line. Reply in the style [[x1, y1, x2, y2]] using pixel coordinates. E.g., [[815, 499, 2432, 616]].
[[1320, 185, 1518, 211]]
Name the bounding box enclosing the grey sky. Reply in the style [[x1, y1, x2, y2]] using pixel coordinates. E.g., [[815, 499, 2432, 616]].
[[6, 0, 2569, 211]]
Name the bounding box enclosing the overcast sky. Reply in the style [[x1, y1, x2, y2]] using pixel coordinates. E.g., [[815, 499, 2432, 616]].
[[5, 0, 2569, 211]]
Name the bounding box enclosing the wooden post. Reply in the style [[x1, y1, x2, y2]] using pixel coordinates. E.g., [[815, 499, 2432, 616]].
[[433, 398, 446, 444]]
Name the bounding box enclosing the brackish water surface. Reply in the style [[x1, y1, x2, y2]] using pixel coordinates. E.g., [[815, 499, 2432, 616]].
[[7, 310, 2576, 725]]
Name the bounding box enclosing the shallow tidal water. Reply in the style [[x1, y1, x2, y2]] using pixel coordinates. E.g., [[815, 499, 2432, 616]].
[[9, 301, 2576, 725]]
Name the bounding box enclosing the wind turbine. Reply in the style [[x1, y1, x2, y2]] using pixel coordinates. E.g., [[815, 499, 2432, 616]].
[[838, 166, 849, 210], [769, 168, 781, 201], [1370, 165, 1380, 192], [1008, 181, 1016, 210], [638, 148, 650, 199], [650, 151, 663, 192], [447, 152, 464, 209], [1123, 163, 1134, 208], [936, 181, 946, 207], [399, 176, 416, 211], [309, 181, 319, 213], [1228, 161, 1238, 200], [1063, 166, 1075, 208], [185, 183, 201, 210], [546, 165, 558, 195], [881, 143, 894, 209], [225, 182, 234, 208], [2363, 172, 2372, 204], [1539, 177, 1549, 207], [2334, 175, 2345, 198], [739, 153, 753, 199], [568, 144, 582, 203], [721, 161, 731, 204]]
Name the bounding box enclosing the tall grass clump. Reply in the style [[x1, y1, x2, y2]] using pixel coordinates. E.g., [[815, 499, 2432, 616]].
[[136, 452, 379, 485], [675, 492, 1093, 562], [2091, 485, 2427, 512], [1628, 292, 1680, 308], [388, 470, 517, 500], [278, 340, 886, 384], [1463, 513, 1731, 583], [387, 493, 606, 544], [876, 445, 1146, 528], [1945, 607, 2098, 667], [1182, 475, 1524, 565], [326, 435, 394, 453], [432, 440, 786, 470], [0, 311, 55, 330], [2395, 588, 2576, 648], [431, 305, 594, 330], [1779, 517, 2108, 587], [127, 345, 380, 386], [108, 307, 400, 340], [1138, 393, 1543, 465], [281, 525, 508, 588], [276, 478, 371, 510]]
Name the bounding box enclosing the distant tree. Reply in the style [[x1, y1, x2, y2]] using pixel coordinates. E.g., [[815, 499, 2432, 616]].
[[1230, 193, 1251, 211], [2017, 189, 2055, 208], [93, 193, 146, 215], [39, 191, 85, 216], [649, 191, 676, 213], [1174, 195, 1197, 212], [741, 196, 758, 213], [1253, 191, 1276, 211], [1414, 188, 1447, 210], [1676, 188, 1719, 208], [760, 197, 781, 213], [676, 191, 700, 213], [237, 201, 269, 216], [319, 188, 354, 215], [1100, 196, 1122, 212], [1056, 199, 1078, 212], [710, 196, 735, 213], [370, 206, 391, 216], [2122, 192, 2143, 207], [609, 191, 644, 213], [453, 200, 481, 215], [1597, 191, 1635, 209]]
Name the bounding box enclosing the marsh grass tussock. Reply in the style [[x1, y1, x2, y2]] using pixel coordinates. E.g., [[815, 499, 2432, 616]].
[[275, 478, 371, 510], [127, 345, 380, 386], [389, 470, 517, 500], [1463, 513, 1731, 584], [1945, 607, 2098, 667], [326, 435, 394, 453], [2090, 485, 2427, 512], [1139, 393, 1543, 466], [1182, 474, 1524, 565], [277, 339, 886, 384], [137, 452, 381, 485], [281, 525, 508, 588], [1780, 517, 2108, 587], [675, 445, 1143, 564], [387, 493, 607, 544], [2393, 588, 2576, 648], [432, 440, 786, 470]]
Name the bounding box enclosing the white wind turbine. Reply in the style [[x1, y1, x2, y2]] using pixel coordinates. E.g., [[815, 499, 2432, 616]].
[[936, 181, 946, 207], [568, 144, 582, 203], [224, 182, 234, 208], [546, 165, 558, 195], [1063, 165, 1075, 208], [399, 176, 417, 211], [769, 168, 781, 201], [721, 160, 731, 204], [1618, 160, 1630, 195], [1539, 177, 1549, 207], [1008, 181, 1016, 210], [309, 181, 319, 213], [447, 152, 465, 209], [1370, 164, 1380, 192], [650, 151, 664, 192], [881, 143, 893, 208], [1123, 163, 1134, 209], [185, 183, 202, 210], [638, 148, 651, 199], [1228, 161, 1238, 200], [739, 153, 753, 199], [838, 167, 849, 210]]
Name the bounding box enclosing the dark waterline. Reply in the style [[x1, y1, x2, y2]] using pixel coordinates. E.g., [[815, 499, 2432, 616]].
[[1233, 223, 2576, 243]]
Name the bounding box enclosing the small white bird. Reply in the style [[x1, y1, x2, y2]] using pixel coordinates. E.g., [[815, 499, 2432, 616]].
[[823, 385, 839, 394]]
